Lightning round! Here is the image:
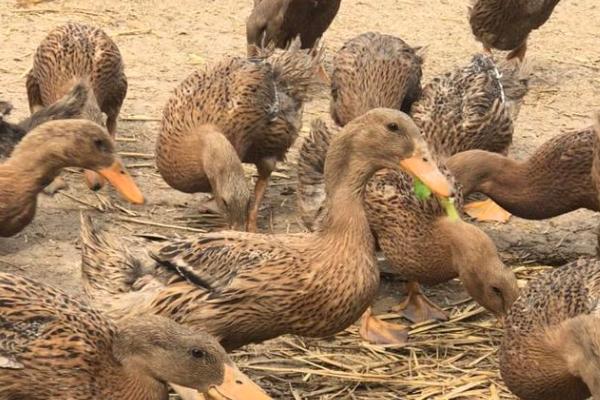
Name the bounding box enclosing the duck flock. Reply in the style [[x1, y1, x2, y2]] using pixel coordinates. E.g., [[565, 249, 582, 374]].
[[1, 0, 598, 399]]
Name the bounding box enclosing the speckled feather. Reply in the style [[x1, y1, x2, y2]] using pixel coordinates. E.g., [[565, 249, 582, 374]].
[[26, 23, 127, 135], [156, 42, 322, 194], [500, 258, 600, 400], [411, 54, 528, 158], [0, 272, 125, 400], [469, 0, 562, 52], [330, 32, 423, 126]]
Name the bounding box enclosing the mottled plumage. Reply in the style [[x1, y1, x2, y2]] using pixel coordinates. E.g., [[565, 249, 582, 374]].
[[156, 40, 322, 231], [0, 272, 260, 400], [447, 125, 598, 219], [26, 23, 127, 136], [469, 0, 562, 59], [330, 32, 423, 126], [500, 258, 600, 400], [0, 84, 87, 159], [246, 0, 341, 51], [411, 54, 529, 158], [297, 120, 518, 322], [84, 109, 453, 351]]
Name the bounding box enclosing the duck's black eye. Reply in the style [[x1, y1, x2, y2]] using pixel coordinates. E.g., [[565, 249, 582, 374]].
[[94, 138, 108, 152], [190, 348, 206, 359], [387, 122, 400, 132], [492, 286, 502, 296]]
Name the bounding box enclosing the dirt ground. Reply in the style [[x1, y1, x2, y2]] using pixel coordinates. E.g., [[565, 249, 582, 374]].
[[1, 0, 600, 399]]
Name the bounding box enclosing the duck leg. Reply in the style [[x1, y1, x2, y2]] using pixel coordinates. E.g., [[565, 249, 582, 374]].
[[359, 307, 409, 345], [247, 158, 276, 232], [506, 40, 527, 62], [392, 282, 448, 324], [464, 198, 511, 223]]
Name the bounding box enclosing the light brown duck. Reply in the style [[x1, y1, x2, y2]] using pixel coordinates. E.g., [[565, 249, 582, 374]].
[[500, 258, 600, 400], [297, 119, 518, 345], [85, 108, 454, 351], [0, 119, 143, 237], [156, 41, 322, 231], [330, 32, 423, 127], [0, 271, 269, 400], [26, 22, 128, 191], [446, 120, 598, 220]]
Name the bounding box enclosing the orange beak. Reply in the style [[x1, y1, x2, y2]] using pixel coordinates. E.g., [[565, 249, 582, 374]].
[[97, 160, 145, 205], [206, 363, 272, 400], [400, 151, 453, 197]]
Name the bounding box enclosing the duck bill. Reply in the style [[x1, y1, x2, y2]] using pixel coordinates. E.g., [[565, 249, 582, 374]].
[[206, 364, 272, 400], [399, 153, 453, 197], [97, 160, 145, 205]]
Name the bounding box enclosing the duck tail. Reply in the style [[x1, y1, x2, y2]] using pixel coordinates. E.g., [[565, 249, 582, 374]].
[[18, 83, 88, 132], [297, 119, 336, 230], [264, 37, 326, 103], [496, 57, 530, 121], [79, 214, 147, 300]]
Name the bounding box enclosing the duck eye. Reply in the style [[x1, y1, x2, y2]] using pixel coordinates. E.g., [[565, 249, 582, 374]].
[[190, 348, 206, 359], [492, 286, 502, 296], [94, 138, 107, 151], [387, 122, 400, 132]]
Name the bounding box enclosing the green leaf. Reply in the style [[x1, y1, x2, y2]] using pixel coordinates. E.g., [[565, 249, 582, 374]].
[[413, 178, 432, 200], [440, 197, 460, 221]]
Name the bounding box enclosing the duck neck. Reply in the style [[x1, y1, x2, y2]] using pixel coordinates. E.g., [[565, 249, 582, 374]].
[[5, 145, 69, 191], [109, 360, 168, 400], [200, 127, 247, 199], [448, 149, 530, 200], [110, 334, 169, 400], [434, 217, 477, 277], [556, 316, 600, 397], [318, 139, 377, 249]]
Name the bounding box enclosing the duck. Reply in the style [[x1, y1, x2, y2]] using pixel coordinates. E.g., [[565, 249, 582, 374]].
[[0, 271, 270, 400], [469, 0, 562, 61], [84, 108, 454, 351], [156, 40, 322, 232], [412, 53, 529, 222], [0, 119, 143, 237], [297, 119, 519, 345], [26, 22, 128, 191], [500, 257, 600, 400], [330, 32, 423, 127], [246, 0, 341, 52], [0, 83, 87, 159], [446, 117, 598, 220]]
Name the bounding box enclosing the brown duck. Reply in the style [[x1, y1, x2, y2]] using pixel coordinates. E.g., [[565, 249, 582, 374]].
[[0, 83, 87, 159], [0, 271, 270, 400], [446, 118, 598, 220], [297, 119, 518, 345], [246, 0, 341, 51], [330, 32, 423, 127], [500, 258, 600, 400], [469, 0, 562, 61], [411, 54, 528, 222], [156, 41, 322, 232], [0, 119, 143, 237], [84, 108, 454, 351], [26, 22, 128, 191]]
